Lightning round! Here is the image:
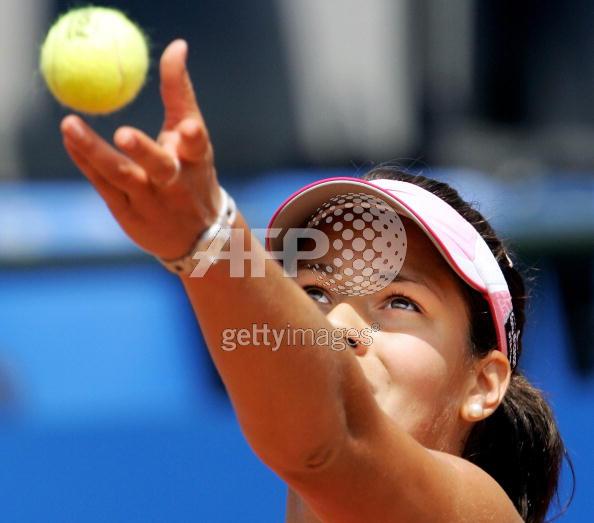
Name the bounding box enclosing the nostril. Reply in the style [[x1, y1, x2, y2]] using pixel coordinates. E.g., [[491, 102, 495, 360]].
[[346, 337, 358, 348], [346, 336, 369, 357]]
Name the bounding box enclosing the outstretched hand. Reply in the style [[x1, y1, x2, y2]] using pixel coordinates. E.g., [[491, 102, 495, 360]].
[[61, 39, 221, 261]]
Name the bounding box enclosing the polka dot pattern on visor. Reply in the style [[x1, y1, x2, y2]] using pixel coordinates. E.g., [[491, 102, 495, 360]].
[[305, 193, 407, 296]]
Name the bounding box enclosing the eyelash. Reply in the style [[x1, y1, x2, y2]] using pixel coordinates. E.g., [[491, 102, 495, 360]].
[[303, 286, 421, 313], [383, 292, 421, 313]]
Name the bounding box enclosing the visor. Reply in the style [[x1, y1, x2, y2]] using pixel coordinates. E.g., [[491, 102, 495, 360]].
[[266, 176, 518, 369]]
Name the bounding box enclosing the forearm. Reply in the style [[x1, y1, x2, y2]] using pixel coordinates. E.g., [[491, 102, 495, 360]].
[[180, 211, 373, 472]]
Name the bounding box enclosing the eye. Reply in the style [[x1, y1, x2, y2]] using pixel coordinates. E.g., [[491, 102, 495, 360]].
[[304, 286, 331, 304], [386, 294, 420, 312]]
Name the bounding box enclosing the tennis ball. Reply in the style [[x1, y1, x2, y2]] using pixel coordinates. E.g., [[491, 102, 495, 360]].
[[40, 6, 149, 115]]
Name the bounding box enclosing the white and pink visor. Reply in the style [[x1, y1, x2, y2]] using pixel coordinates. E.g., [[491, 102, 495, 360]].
[[266, 177, 518, 369]]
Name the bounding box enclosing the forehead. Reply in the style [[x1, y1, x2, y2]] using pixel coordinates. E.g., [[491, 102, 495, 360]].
[[398, 218, 451, 272]]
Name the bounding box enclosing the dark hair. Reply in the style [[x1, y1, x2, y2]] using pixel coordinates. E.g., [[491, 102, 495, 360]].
[[363, 167, 575, 523]]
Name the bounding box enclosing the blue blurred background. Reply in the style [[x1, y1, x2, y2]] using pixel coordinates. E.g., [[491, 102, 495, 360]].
[[0, 1, 592, 521]]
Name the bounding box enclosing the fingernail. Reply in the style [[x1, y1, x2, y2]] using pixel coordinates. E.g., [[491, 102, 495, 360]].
[[119, 131, 136, 149], [65, 120, 85, 141], [182, 119, 201, 137], [179, 39, 188, 65]]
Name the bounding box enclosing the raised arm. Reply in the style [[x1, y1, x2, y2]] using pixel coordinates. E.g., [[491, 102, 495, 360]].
[[61, 40, 522, 522], [60, 38, 366, 470]]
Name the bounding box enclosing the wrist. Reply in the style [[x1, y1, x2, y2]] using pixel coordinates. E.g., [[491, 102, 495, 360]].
[[157, 185, 237, 276]]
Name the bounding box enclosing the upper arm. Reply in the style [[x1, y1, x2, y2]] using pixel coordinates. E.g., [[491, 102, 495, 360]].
[[280, 409, 523, 523]]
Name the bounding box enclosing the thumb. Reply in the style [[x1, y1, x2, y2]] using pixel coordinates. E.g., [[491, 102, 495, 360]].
[[160, 39, 203, 130]]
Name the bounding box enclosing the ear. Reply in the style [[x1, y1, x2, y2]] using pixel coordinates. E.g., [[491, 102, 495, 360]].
[[459, 351, 511, 422]]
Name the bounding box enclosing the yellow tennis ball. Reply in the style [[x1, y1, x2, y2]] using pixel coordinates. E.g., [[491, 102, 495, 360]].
[[40, 6, 149, 115]]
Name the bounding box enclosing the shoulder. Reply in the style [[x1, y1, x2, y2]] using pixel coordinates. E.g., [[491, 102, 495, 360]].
[[427, 449, 523, 522], [281, 416, 524, 523]]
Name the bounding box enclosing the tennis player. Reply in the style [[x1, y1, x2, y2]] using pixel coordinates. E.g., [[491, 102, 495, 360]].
[[60, 40, 571, 523]]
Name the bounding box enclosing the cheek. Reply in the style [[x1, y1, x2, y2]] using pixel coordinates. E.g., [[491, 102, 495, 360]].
[[375, 333, 461, 432], [378, 332, 449, 388]]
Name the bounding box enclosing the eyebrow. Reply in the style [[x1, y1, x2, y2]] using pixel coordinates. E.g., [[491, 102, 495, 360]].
[[387, 272, 444, 302]]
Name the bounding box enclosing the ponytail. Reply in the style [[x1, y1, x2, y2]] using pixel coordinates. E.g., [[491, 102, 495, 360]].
[[462, 373, 574, 522]]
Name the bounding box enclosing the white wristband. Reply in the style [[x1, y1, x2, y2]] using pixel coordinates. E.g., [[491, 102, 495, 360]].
[[157, 186, 237, 275]]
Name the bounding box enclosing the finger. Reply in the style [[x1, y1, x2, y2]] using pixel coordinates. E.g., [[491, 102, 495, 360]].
[[159, 39, 203, 129], [63, 137, 130, 214], [60, 115, 148, 194], [177, 117, 213, 164], [114, 126, 179, 186]]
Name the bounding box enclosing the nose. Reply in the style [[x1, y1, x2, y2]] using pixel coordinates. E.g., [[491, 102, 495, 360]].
[[326, 303, 370, 357]]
